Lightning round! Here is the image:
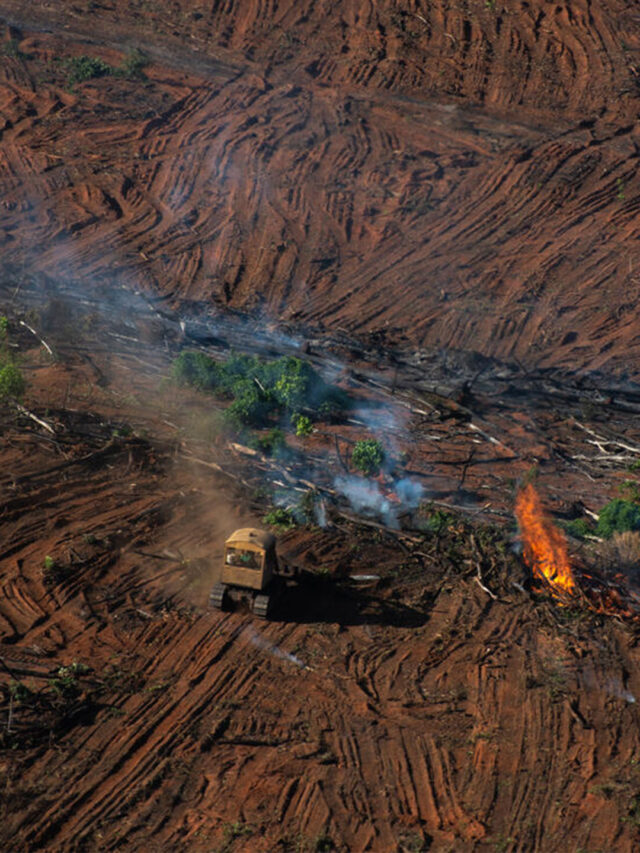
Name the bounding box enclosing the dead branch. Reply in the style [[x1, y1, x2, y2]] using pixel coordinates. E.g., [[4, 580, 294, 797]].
[[572, 419, 640, 456], [178, 451, 252, 488], [474, 574, 498, 600], [13, 403, 56, 434], [229, 442, 259, 457], [19, 321, 54, 356]]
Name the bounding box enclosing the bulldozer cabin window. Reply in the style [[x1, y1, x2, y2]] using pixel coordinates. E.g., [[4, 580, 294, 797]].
[[225, 548, 262, 569]]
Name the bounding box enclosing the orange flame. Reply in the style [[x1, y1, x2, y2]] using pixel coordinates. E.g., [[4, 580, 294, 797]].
[[515, 483, 576, 596]]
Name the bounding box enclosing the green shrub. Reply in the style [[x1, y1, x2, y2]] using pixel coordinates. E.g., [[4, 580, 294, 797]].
[[562, 518, 593, 540], [170, 351, 349, 429], [116, 48, 148, 79], [251, 427, 286, 456], [293, 414, 313, 437], [0, 362, 25, 400], [171, 350, 220, 390], [48, 661, 90, 699], [9, 680, 33, 704], [596, 499, 640, 539], [618, 480, 640, 503], [63, 55, 113, 86], [270, 357, 317, 411], [223, 380, 272, 428], [263, 507, 296, 531], [421, 508, 454, 535], [351, 439, 385, 476]]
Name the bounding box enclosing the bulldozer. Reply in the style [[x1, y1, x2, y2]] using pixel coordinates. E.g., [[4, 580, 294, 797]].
[[209, 528, 296, 618]]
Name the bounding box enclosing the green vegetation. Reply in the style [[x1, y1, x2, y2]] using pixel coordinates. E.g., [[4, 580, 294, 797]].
[[618, 479, 640, 503], [117, 48, 149, 79], [48, 662, 91, 699], [263, 507, 296, 531], [562, 518, 592, 540], [0, 315, 26, 402], [0, 361, 25, 400], [63, 55, 112, 86], [292, 413, 313, 437], [62, 49, 148, 88], [9, 679, 33, 704], [171, 351, 349, 430], [249, 427, 287, 457], [420, 507, 455, 535], [351, 438, 385, 476], [217, 820, 253, 852], [2, 39, 27, 60], [596, 498, 640, 539]]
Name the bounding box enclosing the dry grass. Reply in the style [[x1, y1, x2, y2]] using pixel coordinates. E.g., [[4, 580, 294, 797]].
[[597, 531, 640, 576]]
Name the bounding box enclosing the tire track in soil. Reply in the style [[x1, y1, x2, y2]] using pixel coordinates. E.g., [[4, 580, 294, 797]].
[[0, 4, 638, 372]]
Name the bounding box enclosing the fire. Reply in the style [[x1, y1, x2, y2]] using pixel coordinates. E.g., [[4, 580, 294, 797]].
[[515, 483, 576, 596]]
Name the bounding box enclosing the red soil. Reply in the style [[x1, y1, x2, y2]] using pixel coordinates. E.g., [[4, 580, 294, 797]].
[[2, 3, 640, 851], [0, 1, 638, 374], [0, 278, 639, 852]]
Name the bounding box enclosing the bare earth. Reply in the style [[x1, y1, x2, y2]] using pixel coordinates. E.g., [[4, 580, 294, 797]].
[[1, 3, 640, 852]]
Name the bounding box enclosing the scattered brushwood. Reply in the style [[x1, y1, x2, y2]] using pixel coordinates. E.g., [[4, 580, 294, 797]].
[[0, 659, 148, 750]]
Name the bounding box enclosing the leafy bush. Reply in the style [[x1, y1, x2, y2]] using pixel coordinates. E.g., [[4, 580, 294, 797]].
[[263, 507, 296, 531], [351, 439, 385, 476], [170, 351, 349, 429], [561, 518, 593, 540], [63, 55, 113, 86], [618, 479, 640, 503], [596, 499, 640, 539], [116, 48, 148, 79], [421, 508, 454, 535], [250, 428, 286, 456], [0, 362, 25, 400], [48, 661, 91, 699], [223, 380, 271, 428], [269, 356, 318, 411], [171, 350, 220, 391], [293, 414, 313, 437]]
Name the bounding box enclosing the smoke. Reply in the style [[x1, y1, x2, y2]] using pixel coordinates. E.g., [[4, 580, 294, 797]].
[[581, 664, 636, 704], [352, 402, 409, 460], [243, 623, 304, 668], [335, 475, 394, 518], [334, 474, 424, 528], [395, 477, 424, 507], [314, 496, 327, 528]]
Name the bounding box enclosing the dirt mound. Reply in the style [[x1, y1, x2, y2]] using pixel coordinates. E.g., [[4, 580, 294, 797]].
[[0, 2, 638, 374]]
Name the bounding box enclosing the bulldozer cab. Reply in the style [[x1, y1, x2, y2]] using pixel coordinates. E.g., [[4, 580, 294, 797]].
[[222, 528, 276, 592]]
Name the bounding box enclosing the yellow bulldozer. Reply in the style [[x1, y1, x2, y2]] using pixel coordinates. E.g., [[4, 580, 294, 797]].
[[209, 528, 297, 618]]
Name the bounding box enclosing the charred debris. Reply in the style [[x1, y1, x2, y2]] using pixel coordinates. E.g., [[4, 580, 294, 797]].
[[2, 271, 640, 623]]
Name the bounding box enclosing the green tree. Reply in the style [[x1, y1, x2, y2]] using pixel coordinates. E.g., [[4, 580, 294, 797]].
[[0, 362, 25, 400], [351, 439, 385, 476], [596, 499, 640, 539]]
